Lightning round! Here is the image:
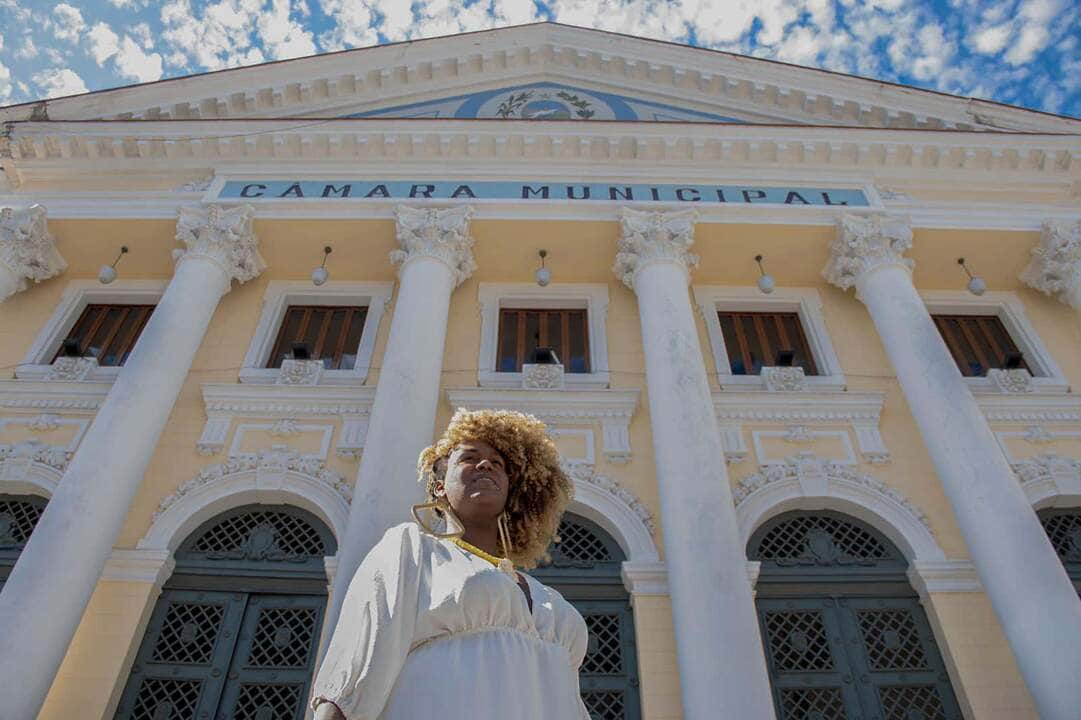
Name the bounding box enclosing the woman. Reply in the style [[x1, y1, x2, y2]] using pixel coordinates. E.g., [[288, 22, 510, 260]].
[[311, 408, 590, 719]]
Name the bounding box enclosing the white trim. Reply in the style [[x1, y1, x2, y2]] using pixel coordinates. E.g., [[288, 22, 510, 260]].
[[921, 290, 1069, 394], [620, 561, 669, 597], [751, 427, 858, 466], [15, 279, 167, 383], [733, 453, 945, 563], [477, 282, 610, 389], [907, 560, 983, 596], [228, 422, 335, 460], [1013, 454, 1081, 509], [566, 478, 657, 564], [0, 461, 60, 497], [693, 285, 846, 391], [137, 468, 350, 551], [239, 281, 393, 386], [101, 549, 175, 586]]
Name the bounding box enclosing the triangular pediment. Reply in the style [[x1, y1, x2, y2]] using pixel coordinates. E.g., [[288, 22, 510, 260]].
[[343, 81, 746, 123], [1, 23, 1076, 133]]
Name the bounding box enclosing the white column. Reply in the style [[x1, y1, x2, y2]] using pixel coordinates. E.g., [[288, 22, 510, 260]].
[[614, 208, 776, 720], [0, 204, 264, 719], [326, 205, 475, 626], [1020, 219, 1081, 310], [825, 213, 1081, 719], [0, 205, 66, 302]]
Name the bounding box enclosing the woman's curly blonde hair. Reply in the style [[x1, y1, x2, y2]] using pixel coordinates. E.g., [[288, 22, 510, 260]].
[[417, 408, 573, 569]]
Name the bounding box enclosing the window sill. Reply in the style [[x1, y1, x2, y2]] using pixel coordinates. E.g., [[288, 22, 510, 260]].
[[966, 375, 1069, 395], [716, 373, 847, 392], [15, 364, 121, 384], [477, 370, 610, 390], [238, 367, 370, 387]]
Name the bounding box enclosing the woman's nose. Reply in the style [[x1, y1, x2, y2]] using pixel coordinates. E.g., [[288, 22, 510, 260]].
[[476, 457, 495, 471]]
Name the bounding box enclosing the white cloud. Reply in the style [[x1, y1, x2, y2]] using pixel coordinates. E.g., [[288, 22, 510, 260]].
[[15, 37, 38, 60], [258, 0, 317, 60], [159, 0, 265, 70], [971, 23, 1012, 55], [87, 22, 121, 65], [50, 3, 86, 43], [32, 68, 89, 99], [0, 61, 11, 102], [1004, 0, 1061, 65], [130, 22, 155, 51], [317, 0, 379, 51], [115, 36, 164, 82]]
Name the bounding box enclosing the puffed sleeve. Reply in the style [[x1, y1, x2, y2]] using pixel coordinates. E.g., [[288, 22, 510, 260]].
[[310, 522, 425, 719]]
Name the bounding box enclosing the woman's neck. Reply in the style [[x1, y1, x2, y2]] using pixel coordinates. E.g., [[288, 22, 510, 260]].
[[459, 519, 503, 558]]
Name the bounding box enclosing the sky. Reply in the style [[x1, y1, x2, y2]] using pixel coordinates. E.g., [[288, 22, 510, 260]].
[[0, 0, 1078, 118]]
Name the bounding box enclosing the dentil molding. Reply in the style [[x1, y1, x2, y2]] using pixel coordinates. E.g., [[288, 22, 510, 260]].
[[613, 207, 698, 290], [174, 204, 266, 284], [391, 204, 476, 286], [1020, 219, 1081, 310], [823, 213, 913, 292], [0, 205, 66, 301]]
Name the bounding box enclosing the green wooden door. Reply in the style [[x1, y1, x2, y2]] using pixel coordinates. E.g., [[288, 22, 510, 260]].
[[115, 506, 334, 720], [0, 494, 48, 590], [750, 511, 962, 720], [531, 514, 642, 720]]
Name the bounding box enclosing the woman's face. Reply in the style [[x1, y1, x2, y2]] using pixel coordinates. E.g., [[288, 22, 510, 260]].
[[436, 440, 510, 522]]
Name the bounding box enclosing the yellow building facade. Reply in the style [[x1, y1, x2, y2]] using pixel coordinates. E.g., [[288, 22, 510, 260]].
[[0, 22, 1079, 720]]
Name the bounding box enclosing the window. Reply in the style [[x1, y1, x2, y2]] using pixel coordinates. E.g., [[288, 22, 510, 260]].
[[932, 314, 1028, 377], [497, 308, 590, 373], [267, 305, 368, 370], [54, 304, 154, 367], [717, 311, 817, 376]]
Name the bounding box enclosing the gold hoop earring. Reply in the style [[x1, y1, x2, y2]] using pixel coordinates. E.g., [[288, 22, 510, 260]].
[[497, 511, 514, 558], [411, 499, 465, 539]]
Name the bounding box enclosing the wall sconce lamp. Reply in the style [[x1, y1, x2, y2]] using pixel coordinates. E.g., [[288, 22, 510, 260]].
[[535, 250, 551, 287], [957, 257, 986, 296], [311, 246, 332, 286], [98, 246, 128, 285], [755, 254, 775, 294]]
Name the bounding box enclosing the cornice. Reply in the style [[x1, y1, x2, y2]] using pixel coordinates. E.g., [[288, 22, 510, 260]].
[[201, 382, 376, 417], [446, 387, 639, 420], [712, 390, 886, 423], [0, 380, 110, 411], [976, 394, 1081, 423]]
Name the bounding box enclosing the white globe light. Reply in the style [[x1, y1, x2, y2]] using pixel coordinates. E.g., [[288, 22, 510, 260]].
[[98, 265, 117, 284], [535, 267, 551, 287], [967, 276, 987, 296], [311, 266, 329, 286], [757, 273, 775, 294]]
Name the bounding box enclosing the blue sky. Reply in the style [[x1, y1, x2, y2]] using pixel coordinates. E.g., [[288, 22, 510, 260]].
[[1, 0, 1078, 117]]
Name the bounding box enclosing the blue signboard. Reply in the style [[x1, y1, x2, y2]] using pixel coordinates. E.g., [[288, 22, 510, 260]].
[[217, 180, 868, 206]]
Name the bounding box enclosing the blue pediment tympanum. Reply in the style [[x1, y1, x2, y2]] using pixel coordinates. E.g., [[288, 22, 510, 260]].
[[346, 82, 745, 123]]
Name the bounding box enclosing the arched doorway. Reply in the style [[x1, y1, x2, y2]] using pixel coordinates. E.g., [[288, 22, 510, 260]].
[[0, 493, 48, 590], [1038, 508, 1081, 595], [115, 505, 336, 720], [749, 510, 961, 720], [532, 513, 642, 720]]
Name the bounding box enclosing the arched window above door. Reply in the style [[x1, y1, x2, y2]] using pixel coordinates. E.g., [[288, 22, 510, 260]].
[[0, 494, 48, 588], [1038, 508, 1081, 590]]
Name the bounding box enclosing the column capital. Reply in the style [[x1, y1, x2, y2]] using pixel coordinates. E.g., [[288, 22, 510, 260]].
[[390, 205, 476, 287], [0, 205, 66, 299], [613, 207, 699, 291], [1019, 219, 1081, 310], [823, 213, 913, 292], [173, 204, 265, 285]]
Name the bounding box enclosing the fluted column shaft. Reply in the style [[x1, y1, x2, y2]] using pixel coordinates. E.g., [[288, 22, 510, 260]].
[[615, 209, 776, 719], [0, 205, 66, 302], [826, 214, 1081, 720], [0, 205, 264, 719], [324, 205, 475, 631]]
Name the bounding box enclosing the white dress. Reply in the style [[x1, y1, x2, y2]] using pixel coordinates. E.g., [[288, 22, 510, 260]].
[[312, 521, 592, 719]]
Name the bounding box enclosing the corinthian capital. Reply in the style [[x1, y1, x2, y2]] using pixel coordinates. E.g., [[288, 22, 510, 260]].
[[1020, 220, 1081, 310], [390, 205, 476, 286], [613, 208, 699, 291], [0, 205, 66, 300], [823, 213, 913, 292], [174, 204, 265, 284]]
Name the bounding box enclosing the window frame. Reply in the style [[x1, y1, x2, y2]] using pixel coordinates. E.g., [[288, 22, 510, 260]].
[[266, 305, 370, 372], [16, 279, 167, 383], [477, 283, 610, 389], [240, 281, 393, 386], [693, 286, 846, 391], [922, 290, 1067, 394], [496, 307, 592, 374]]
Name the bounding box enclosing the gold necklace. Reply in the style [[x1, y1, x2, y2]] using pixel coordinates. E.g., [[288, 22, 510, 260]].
[[453, 536, 516, 576]]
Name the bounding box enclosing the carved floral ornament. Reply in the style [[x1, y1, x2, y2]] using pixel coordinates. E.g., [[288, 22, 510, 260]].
[[822, 213, 914, 292], [1019, 220, 1081, 310], [153, 447, 351, 522], [390, 205, 476, 287], [173, 204, 266, 284], [0, 205, 67, 299], [613, 207, 699, 291], [1012, 453, 1081, 485], [562, 461, 656, 536], [0, 439, 72, 472]]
